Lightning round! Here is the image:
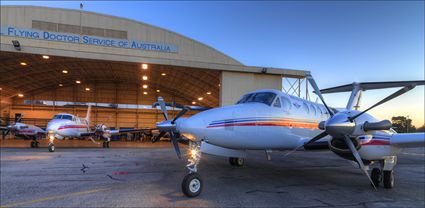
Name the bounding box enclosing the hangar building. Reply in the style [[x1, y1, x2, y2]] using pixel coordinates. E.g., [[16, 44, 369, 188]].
[[0, 6, 309, 129]]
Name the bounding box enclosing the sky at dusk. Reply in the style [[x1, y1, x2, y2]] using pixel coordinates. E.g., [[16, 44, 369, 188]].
[[1, 1, 424, 126]]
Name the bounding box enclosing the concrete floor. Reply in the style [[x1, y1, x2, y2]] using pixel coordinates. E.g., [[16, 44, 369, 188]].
[[1, 146, 424, 207]]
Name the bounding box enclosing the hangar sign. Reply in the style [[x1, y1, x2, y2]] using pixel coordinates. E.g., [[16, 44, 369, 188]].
[[1, 26, 178, 53]]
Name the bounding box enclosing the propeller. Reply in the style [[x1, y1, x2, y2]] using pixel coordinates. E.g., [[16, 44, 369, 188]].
[[152, 97, 192, 158], [348, 84, 416, 122], [306, 75, 334, 117]]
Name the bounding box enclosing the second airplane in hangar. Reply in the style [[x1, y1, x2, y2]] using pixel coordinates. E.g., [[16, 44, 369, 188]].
[[152, 75, 425, 197], [45, 105, 150, 152]]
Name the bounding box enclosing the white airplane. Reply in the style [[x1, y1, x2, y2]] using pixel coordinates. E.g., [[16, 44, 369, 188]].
[[152, 76, 425, 197], [0, 116, 46, 147], [46, 105, 150, 152]]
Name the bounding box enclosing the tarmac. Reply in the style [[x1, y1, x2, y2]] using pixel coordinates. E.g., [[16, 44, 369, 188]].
[[0, 141, 424, 207]]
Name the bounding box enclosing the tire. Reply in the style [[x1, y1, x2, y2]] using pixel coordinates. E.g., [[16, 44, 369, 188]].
[[383, 170, 394, 189], [106, 142, 110, 148], [35, 141, 39, 148], [30, 141, 35, 148], [102, 141, 106, 148], [182, 173, 202, 197], [229, 157, 244, 167], [48, 143, 55, 152], [371, 168, 381, 187]]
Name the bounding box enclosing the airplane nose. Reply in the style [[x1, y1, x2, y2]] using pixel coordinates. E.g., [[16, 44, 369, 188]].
[[177, 116, 206, 141]]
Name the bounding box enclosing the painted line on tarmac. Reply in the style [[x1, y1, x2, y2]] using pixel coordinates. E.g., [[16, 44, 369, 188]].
[[401, 152, 425, 156], [0, 188, 110, 208]]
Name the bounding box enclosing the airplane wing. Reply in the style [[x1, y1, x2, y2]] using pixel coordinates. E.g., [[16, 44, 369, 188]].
[[79, 128, 154, 137], [390, 133, 425, 148], [320, 80, 425, 94]]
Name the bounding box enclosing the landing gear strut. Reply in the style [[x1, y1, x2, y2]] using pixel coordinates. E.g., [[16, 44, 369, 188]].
[[30, 140, 39, 148], [182, 141, 202, 197], [370, 157, 396, 189]]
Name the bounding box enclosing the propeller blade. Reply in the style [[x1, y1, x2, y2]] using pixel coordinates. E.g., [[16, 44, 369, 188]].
[[343, 135, 377, 190], [349, 84, 416, 121], [307, 75, 334, 117], [151, 131, 166, 143], [172, 107, 189, 124], [283, 131, 328, 158], [157, 97, 169, 120], [170, 132, 181, 159]]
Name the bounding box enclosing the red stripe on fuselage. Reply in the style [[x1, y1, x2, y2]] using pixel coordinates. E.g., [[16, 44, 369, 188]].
[[58, 125, 87, 130], [361, 140, 390, 146]]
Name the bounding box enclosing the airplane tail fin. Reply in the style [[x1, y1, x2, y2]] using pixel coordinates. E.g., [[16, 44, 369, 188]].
[[85, 105, 92, 125]]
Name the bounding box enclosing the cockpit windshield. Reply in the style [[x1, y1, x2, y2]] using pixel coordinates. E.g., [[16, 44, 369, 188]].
[[53, 114, 73, 120], [236, 92, 277, 105]]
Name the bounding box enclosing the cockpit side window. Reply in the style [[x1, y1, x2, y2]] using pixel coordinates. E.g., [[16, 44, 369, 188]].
[[53, 114, 62, 119], [281, 96, 292, 111], [302, 103, 309, 113], [62, 115, 73, 120], [273, 97, 281, 108], [236, 92, 276, 106]]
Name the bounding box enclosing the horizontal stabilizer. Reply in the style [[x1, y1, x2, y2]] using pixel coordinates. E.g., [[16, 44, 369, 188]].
[[320, 80, 425, 94]]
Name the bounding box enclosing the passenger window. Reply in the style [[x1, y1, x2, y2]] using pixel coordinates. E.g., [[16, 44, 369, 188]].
[[302, 103, 309, 113], [273, 98, 281, 108], [281, 96, 291, 111]]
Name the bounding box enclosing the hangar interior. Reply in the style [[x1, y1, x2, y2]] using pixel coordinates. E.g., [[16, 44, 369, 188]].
[[0, 5, 309, 136]]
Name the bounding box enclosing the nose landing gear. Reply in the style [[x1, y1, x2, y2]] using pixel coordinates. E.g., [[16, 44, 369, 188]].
[[370, 157, 396, 189], [30, 139, 39, 148], [182, 141, 202, 197]]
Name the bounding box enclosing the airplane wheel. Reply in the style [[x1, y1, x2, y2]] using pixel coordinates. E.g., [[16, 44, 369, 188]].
[[30, 141, 35, 148], [229, 157, 244, 166], [383, 170, 394, 189], [48, 143, 55, 152], [102, 141, 106, 148], [35, 141, 39, 148], [106, 142, 110, 148], [371, 168, 381, 187], [182, 173, 202, 197]]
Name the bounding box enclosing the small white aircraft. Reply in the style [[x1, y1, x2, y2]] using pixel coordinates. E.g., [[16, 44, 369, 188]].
[[46, 105, 150, 152], [152, 76, 425, 197], [1, 116, 46, 147]]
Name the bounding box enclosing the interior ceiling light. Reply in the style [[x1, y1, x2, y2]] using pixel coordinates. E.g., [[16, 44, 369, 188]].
[[58, 84, 63, 87], [156, 89, 160, 93], [143, 91, 148, 95], [85, 87, 90, 91], [161, 73, 166, 76], [20, 62, 27, 66], [143, 84, 148, 89], [198, 97, 203, 101], [142, 63, 148, 70], [0, 87, 3, 90], [75, 80, 81, 84], [42, 55, 50, 59], [206, 92, 212, 95], [192, 101, 196, 105], [62, 70, 68, 74], [18, 93, 24, 97], [142, 75, 148, 80]]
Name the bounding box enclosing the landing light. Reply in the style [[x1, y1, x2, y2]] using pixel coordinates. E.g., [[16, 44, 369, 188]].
[[142, 63, 148, 70], [143, 85, 148, 89], [18, 93, 24, 97], [142, 75, 148, 80], [75, 80, 81, 84], [42, 55, 50, 59], [62, 70, 68, 74], [190, 149, 198, 157], [49, 135, 55, 142], [20, 62, 27, 66]]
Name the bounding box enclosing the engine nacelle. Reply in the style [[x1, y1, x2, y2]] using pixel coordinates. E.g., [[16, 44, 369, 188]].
[[329, 134, 398, 163]]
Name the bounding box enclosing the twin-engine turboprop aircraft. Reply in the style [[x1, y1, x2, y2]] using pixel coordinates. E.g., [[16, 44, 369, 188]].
[[0, 115, 46, 146], [152, 76, 425, 197], [45, 105, 150, 152]]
